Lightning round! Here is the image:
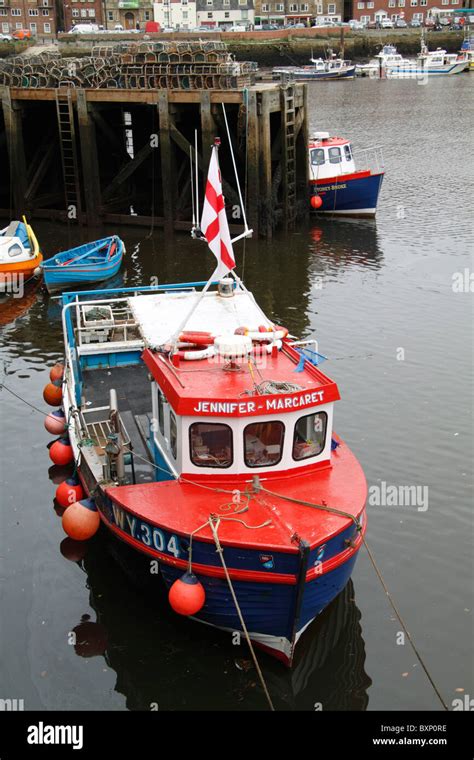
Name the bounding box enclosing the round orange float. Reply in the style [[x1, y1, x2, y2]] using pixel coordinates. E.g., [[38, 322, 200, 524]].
[[43, 379, 63, 406], [49, 363, 64, 383], [62, 498, 100, 541], [56, 476, 84, 508], [169, 571, 206, 615]]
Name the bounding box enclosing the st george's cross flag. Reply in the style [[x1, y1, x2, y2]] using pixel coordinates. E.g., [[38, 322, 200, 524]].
[[200, 145, 236, 278]]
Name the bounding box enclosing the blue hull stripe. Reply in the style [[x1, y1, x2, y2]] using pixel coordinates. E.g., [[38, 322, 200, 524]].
[[312, 173, 384, 213]]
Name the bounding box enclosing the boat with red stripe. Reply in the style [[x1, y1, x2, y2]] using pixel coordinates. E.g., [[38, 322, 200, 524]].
[[57, 138, 368, 667]]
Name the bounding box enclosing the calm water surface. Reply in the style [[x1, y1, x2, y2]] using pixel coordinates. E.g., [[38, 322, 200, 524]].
[[0, 76, 472, 710]]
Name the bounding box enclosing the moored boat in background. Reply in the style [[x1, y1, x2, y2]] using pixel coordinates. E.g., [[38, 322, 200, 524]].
[[0, 218, 42, 293], [274, 54, 356, 81], [41, 235, 124, 293], [309, 133, 384, 217]]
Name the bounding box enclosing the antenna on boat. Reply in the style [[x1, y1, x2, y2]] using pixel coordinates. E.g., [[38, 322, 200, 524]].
[[221, 103, 253, 245]]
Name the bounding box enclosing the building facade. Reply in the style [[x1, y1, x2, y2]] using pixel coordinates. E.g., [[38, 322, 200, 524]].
[[153, 0, 197, 29], [62, 0, 103, 31], [196, 0, 255, 28], [0, 0, 57, 37], [254, 0, 344, 25], [350, 0, 466, 23], [103, 0, 154, 29]]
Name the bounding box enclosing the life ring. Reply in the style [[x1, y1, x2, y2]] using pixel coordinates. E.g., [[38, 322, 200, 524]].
[[177, 345, 216, 361], [235, 324, 288, 342], [179, 330, 215, 346]]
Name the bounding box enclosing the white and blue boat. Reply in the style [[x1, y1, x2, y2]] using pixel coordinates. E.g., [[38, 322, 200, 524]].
[[385, 46, 468, 78], [309, 133, 384, 217], [274, 54, 356, 82], [41, 235, 124, 293]]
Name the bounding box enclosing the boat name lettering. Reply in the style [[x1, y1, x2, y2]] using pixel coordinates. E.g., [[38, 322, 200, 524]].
[[111, 504, 180, 557], [193, 391, 324, 415], [319, 183, 347, 191]]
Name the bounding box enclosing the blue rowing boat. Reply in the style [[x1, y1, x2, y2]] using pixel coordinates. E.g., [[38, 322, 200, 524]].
[[41, 236, 124, 293]]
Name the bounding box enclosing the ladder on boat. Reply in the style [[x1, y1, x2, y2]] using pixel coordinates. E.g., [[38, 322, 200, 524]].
[[55, 88, 82, 223], [281, 84, 297, 229]]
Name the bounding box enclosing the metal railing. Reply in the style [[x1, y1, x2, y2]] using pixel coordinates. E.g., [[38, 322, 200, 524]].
[[352, 145, 385, 175]]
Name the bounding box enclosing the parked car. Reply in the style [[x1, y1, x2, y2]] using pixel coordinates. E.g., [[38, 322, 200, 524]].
[[349, 20, 365, 30], [439, 16, 451, 26], [380, 18, 394, 29], [395, 19, 407, 28], [69, 24, 100, 34], [366, 20, 378, 29], [0, 32, 13, 41], [226, 25, 248, 32], [113, 24, 124, 31], [424, 18, 435, 28], [409, 19, 421, 28], [262, 24, 280, 30], [12, 28, 32, 39]]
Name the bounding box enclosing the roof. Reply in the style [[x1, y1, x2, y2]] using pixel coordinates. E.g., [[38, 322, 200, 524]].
[[309, 136, 350, 148]]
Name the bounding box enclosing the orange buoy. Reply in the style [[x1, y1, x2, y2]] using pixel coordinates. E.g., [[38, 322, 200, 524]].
[[60, 537, 88, 563], [49, 363, 64, 383], [49, 436, 74, 466], [43, 378, 63, 406], [310, 194, 323, 210], [56, 476, 84, 508], [169, 571, 206, 616], [62, 497, 100, 541], [44, 408, 67, 435]]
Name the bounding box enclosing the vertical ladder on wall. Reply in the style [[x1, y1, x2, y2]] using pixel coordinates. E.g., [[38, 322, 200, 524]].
[[281, 82, 297, 228], [55, 88, 82, 222]]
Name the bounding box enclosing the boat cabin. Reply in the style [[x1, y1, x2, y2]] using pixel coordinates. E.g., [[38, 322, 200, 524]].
[[308, 133, 356, 180], [0, 221, 32, 262], [62, 282, 341, 490]]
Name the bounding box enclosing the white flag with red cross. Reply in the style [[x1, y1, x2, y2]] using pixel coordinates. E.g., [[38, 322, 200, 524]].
[[200, 144, 236, 278]]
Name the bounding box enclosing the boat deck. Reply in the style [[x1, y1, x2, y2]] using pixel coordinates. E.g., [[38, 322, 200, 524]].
[[81, 364, 156, 485]]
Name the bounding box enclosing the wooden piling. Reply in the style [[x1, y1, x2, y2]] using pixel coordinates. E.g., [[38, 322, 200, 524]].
[[1, 87, 27, 216], [77, 90, 102, 227]]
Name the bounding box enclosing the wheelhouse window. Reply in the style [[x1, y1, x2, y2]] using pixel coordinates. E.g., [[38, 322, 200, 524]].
[[157, 389, 165, 435], [344, 144, 353, 161], [170, 411, 177, 459], [311, 148, 325, 166], [244, 422, 284, 468], [190, 422, 232, 468], [328, 147, 342, 164], [293, 412, 327, 460]]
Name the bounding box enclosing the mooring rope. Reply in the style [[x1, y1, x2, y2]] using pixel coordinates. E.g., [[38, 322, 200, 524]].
[[208, 516, 275, 711]]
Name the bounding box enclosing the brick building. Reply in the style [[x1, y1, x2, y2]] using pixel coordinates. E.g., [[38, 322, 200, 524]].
[[196, 0, 255, 28], [62, 0, 103, 31], [350, 0, 466, 24], [0, 0, 57, 37]]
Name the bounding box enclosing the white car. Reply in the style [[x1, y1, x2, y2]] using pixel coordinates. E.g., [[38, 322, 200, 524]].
[[0, 33, 13, 41], [380, 18, 394, 28]]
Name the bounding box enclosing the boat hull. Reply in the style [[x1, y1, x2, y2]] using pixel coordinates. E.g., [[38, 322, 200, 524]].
[[0, 252, 43, 292], [42, 238, 124, 293], [386, 61, 468, 77], [43, 257, 123, 292], [274, 66, 356, 81], [311, 171, 384, 217]]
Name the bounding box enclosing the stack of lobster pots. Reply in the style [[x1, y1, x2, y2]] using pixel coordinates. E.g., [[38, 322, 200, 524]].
[[0, 41, 258, 90]]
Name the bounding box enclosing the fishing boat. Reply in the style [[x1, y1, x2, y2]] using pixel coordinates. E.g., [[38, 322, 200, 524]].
[[309, 133, 384, 217], [41, 235, 124, 293], [273, 54, 356, 82], [356, 45, 414, 77], [0, 218, 42, 293], [53, 137, 367, 667], [460, 35, 474, 71], [385, 45, 468, 78]]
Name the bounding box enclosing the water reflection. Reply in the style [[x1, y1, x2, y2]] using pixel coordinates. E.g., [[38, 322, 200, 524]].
[[66, 534, 371, 711]]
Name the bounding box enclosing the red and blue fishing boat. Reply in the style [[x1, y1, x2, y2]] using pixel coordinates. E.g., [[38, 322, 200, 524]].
[[309, 132, 384, 217], [53, 141, 367, 666], [41, 235, 124, 293]]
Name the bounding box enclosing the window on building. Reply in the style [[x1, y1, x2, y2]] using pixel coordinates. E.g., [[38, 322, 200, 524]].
[[262, 2, 268, 8], [1, 22, 9, 31], [11, 9, 22, 16], [0, 10, 7, 17], [388, 0, 395, 7], [293, 412, 327, 461], [367, 1, 374, 7], [420, 0, 427, 5], [239, 0, 246, 5], [301, 3, 309, 9], [15, 22, 22, 28], [29, 22, 37, 32], [398, 0, 405, 6], [145, 10, 150, 18], [207, 11, 213, 17], [328, 3, 336, 12], [360, 14, 370, 22], [224, 10, 229, 16], [290, 3, 298, 10], [275, 4, 284, 11], [44, 22, 51, 32], [88, 9, 95, 17], [311, 148, 325, 166], [183, 10, 188, 18], [413, 11, 423, 18], [29, 9, 39, 16], [170, 411, 177, 460], [72, 9, 79, 17], [207, 0, 212, 5], [42, 9, 49, 15], [244, 422, 285, 468], [107, 10, 113, 20], [441, 0, 448, 4], [357, 1, 364, 8], [223, 0, 230, 4], [190, 422, 233, 468]]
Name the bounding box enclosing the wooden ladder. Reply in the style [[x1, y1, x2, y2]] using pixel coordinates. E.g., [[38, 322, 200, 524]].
[[281, 83, 297, 228], [55, 88, 82, 222]]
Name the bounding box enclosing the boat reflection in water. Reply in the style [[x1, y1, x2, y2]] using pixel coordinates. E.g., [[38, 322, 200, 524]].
[[309, 218, 383, 272], [66, 534, 372, 711]]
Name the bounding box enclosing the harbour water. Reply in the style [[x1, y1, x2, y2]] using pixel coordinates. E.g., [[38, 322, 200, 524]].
[[0, 75, 472, 710]]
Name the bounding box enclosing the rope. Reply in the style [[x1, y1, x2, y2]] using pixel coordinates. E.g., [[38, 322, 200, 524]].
[[257, 481, 448, 711], [208, 516, 275, 712], [362, 537, 449, 711]]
